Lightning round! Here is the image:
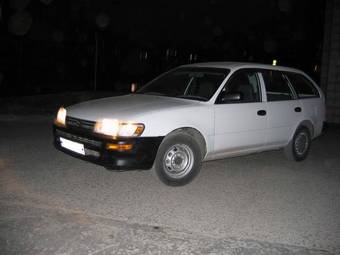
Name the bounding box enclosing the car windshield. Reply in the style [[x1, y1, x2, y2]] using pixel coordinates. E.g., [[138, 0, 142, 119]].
[[137, 67, 229, 101]]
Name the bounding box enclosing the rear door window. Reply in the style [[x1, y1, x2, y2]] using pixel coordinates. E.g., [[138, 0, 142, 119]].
[[285, 72, 320, 99], [261, 70, 294, 101]]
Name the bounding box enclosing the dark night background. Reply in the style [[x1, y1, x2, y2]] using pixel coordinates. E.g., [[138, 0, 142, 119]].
[[0, 0, 325, 97]]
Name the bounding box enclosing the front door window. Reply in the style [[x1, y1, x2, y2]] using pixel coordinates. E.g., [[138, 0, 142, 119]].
[[216, 70, 261, 104]]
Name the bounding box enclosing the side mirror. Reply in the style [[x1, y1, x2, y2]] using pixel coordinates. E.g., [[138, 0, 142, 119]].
[[221, 92, 242, 102]]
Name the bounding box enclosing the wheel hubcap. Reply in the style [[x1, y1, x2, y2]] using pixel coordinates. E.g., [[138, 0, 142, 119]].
[[163, 144, 194, 179], [294, 132, 309, 156]]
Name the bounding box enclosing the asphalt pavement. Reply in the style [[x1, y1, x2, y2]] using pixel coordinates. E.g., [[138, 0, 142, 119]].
[[0, 116, 339, 254]]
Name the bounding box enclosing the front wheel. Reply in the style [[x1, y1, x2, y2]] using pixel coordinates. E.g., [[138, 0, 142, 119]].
[[153, 133, 202, 186], [284, 127, 311, 161]]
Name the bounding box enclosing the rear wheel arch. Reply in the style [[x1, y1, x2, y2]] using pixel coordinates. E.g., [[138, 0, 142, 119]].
[[285, 125, 311, 161], [295, 120, 314, 139]]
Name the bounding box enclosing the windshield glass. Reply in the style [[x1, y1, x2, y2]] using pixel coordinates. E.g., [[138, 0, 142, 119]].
[[137, 67, 230, 101]]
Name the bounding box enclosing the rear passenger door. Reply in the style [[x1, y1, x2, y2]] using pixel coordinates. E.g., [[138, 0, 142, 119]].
[[260, 70, 303, 147]]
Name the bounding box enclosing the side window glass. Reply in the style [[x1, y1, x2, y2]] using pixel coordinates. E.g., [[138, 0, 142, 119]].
[[217, 70, 261, 104], [285, 73, 320, 99], [262, 70, 294, 101]]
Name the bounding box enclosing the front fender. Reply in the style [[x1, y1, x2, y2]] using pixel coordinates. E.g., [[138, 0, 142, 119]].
[[139, 105, 214, 153]]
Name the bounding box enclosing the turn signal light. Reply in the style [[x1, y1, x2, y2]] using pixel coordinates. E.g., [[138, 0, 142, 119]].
[[106, 143, 133, 151]]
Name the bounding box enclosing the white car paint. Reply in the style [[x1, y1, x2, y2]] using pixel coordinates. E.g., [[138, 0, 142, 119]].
[[66, 62, 325, 161], [299, 97, 325, 137], [265, 100, 303, 147], [212, 102, 267, 158], [67, 94, 215, 153]]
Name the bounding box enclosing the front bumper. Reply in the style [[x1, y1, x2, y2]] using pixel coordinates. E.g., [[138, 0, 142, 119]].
[[53, 125, 163, 170]]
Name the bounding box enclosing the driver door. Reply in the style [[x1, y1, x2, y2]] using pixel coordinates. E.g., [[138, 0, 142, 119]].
[[213, 69, 267, 156]]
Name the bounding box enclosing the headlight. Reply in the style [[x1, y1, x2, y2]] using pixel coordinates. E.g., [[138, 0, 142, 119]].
[[55, 107, 67, 127], [94, 119, 144, 137]]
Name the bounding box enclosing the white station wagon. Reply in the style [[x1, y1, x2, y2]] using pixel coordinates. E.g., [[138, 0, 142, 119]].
[[54, 62, 325, 186]]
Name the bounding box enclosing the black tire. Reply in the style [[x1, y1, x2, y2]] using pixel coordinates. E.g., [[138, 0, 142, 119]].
[[284, 127, 311, 161], [153, 132, 202, 186]]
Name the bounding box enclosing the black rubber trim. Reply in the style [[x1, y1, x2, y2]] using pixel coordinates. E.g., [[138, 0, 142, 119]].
[[53, 125, 164, 170]]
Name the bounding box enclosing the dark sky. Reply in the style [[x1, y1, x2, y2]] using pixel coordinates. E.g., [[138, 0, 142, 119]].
[[3, 0, 325, 45], [0, 0, 326, 95]]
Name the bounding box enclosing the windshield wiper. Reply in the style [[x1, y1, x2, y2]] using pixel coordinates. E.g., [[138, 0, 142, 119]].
[[137, 91, 165, 96]]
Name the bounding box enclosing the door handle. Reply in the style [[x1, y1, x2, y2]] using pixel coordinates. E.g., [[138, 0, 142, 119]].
[[257, 110, 266, 116], [295, 107, 302, 112]]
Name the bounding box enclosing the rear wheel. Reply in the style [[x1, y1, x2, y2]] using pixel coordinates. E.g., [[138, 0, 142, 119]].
[[153, 133, 202, 186], [284, 127, 311, 161]]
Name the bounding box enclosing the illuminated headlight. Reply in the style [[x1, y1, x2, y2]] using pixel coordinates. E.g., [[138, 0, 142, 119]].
[[94, 119, 144, 137], [55, 107, 67, 127]]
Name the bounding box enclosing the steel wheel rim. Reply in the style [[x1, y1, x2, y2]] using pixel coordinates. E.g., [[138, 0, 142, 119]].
[[294, 132, 309, 156], [163, 144, 194, 179]]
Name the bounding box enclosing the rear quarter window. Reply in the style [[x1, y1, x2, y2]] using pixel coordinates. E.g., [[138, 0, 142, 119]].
[[285, 72, 320, 99]]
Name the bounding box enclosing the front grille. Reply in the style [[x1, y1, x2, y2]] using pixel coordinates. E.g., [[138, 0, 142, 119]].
[[55, 129, 102, 148], [66, 116, 95, 131]]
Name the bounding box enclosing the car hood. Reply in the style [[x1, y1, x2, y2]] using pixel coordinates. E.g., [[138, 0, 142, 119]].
[[66, 94, 201, 121]]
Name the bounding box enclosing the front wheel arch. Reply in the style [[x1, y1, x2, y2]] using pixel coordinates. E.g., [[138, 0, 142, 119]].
[[163, 127, 207, 159]]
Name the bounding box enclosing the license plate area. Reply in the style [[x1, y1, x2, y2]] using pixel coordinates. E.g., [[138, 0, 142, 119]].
[[60, 137, 85, 155]]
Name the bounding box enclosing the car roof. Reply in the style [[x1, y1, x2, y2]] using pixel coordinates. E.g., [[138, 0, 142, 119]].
[[181, 62, 304, 74]]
